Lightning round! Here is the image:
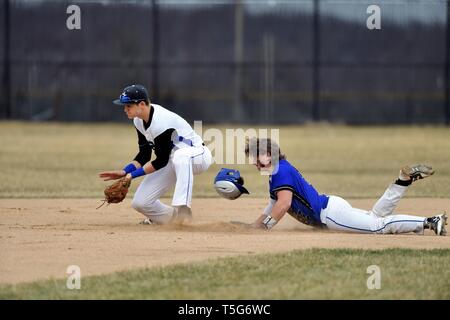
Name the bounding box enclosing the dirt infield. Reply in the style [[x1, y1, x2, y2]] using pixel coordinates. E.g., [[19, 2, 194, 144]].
[[1, 198, 449, 284]]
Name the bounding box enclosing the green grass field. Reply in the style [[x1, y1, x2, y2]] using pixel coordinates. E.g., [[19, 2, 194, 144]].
[[1, 249, 449, 299], [0, 121, 449, 198]]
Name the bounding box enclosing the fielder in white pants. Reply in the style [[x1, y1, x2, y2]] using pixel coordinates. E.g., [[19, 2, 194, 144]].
[[244, 137, 447, 235], [100, 84, 212, 224], [132, 145, 212, 224]]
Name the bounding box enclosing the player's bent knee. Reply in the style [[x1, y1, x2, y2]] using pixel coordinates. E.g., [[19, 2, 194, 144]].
[[131, 198, 147, 213]]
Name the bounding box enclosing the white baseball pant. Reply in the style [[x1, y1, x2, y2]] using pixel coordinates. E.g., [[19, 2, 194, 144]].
[[131, 145, 212, 224], [320, 183, 426, 234]]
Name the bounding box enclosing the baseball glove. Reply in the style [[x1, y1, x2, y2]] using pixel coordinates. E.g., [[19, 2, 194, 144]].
[[97, 177, 131, 208]]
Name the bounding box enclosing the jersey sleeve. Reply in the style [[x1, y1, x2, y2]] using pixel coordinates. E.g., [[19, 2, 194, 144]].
[[151, 128, 175, 170], [263, 199, 276, 216], [271, 165, 296, 195], [133, 128, 152, 166]]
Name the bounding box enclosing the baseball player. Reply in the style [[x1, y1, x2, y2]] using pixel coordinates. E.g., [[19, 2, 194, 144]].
[[99, 84, 212, 224], [241, 137, 447, 235]]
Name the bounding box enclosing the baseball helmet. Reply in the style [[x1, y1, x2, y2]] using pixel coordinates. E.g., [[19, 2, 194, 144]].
[[214, 168, 249, 200], [113, 84, 149, 105]]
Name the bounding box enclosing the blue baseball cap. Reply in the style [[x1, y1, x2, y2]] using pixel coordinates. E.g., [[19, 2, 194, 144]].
[[113, 84, 149, 105]]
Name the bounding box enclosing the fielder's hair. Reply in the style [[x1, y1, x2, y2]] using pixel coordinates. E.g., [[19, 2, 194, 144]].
[[244, 137, 286, 161]]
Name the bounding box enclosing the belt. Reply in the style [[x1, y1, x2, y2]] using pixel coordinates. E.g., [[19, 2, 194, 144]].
[[178, 136, 205, 147]]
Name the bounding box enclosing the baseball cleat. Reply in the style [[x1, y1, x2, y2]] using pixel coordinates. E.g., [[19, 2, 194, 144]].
[[172, 205, 193, 224], [140, 218, 153, 225], [425, 213, 447, 236], [400, 164, 434, 182]]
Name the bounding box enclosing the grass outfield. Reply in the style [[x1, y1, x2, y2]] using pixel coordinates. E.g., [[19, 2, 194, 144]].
[[0, 121, 449, 198], [0, 249, 449, 299]]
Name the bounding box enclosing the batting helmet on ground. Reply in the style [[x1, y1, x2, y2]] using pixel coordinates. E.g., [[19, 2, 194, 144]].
[[214, 168, 250, 200]]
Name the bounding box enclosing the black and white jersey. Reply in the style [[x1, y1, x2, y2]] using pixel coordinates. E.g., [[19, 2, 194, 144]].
[[132, 104, 203, 170]]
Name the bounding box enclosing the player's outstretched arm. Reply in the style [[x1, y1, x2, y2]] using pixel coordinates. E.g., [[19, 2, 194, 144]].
[[99, 170, 126, 181], [253, 190, 292, 230], [99, 161, 142, 181]]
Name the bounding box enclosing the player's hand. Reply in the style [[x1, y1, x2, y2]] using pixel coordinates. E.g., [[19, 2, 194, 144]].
[[124, 173, 132, 183], [251, 222, 267, 230], [99, 170, 126, 181]]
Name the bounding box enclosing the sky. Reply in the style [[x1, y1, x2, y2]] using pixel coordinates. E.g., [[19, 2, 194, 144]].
[[13, 0, 448, 25]]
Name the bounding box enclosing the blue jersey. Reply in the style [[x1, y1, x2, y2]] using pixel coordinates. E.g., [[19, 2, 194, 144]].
[[269, 159, 329, 226]]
